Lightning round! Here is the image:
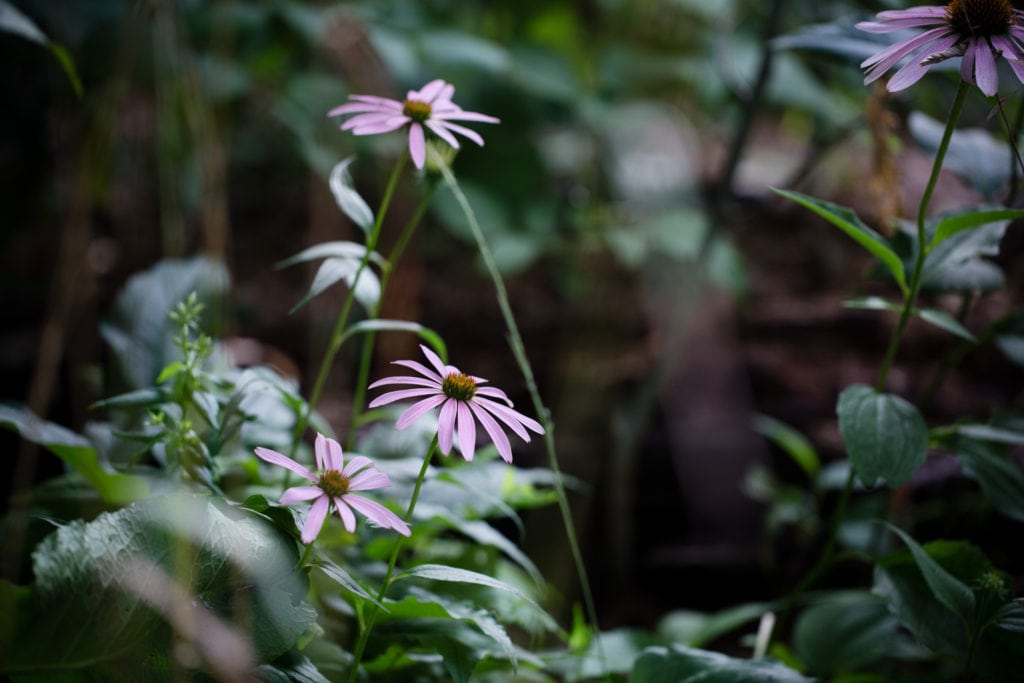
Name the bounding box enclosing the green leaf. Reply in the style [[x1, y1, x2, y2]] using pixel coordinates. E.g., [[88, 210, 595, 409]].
[[315, 559, 380, 606], [5, 495, 315, 678], [0, 1, 82, 97], [754, 415, 820, 478], [656, 602, 771, 649], [396, 564, 541, 612], [773, 189, 906, 294], [631, 645, 814, 682], [837, 385, 929, 487], [909, 113, 1015, 200], [328, 157, 374, 232], [956, 423, 1024, 446], [956, 438, 1024, 523], [929, 209, 1024, 252], [886, 525, 976, 625], [0, 404, 150, 504], [917, 308, 977, 342], [793, 592, 899, 675], [274, 241, 384, 269], [919, 218, 1007, 293], [339, 320, 447, 362], [289, 256, 380, 314]]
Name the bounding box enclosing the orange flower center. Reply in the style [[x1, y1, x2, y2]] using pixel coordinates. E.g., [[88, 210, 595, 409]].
[[947, 0, 1014, 38], [442, 372, 477, 401], [403, 99, 432, 123], [318, 469, 351, 498]]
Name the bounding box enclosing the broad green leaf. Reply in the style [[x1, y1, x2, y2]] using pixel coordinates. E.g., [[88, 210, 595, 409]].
[[0, 405, 149, 504], [5, 495, 315, 679], [956, 438, 1024, 523], [886, 525, 975, 624], [793, 592, 899, 675], [773, 189, 906, 294], [920, 219, 1007, 293], [631, 645, 813, 682], [315, 560, 379, 606], [656, 602, 771, 648], [956, 423, 1024, 446], [340, 320, 447, 362], [837, 385, 928, 487], [434, 513, 543, 586], [288, 256, 380, 314], [328, 157, 374, 232], [275, 241, 384, 269], [929, 209, 1024, 252], [257, 650, 332, 683], [396, 564, 540, 612], [754, 415, 819, 478]]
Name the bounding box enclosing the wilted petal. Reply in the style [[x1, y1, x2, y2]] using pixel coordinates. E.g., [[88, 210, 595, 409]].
[[468, 401, 514, 463]]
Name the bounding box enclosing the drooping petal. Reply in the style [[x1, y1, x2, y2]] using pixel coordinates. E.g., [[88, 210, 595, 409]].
[[970, 39, 999, 96], [255, 447, 317, 482], [436, 120, 486, 147], [344, 495, 411, 536], [334, 497, 357, 533], [456, 400, 477, 461], [408, 123, 426, 169], [468, 401, 514, 463], [301, 495, 331, 544], [474, 385, 513, 405], [437, 398, 458, 454], [861, 26, 950, 75], [425, 119, 462, 150], [394, 394, 447, 429], [474, 396, 545, 438], [280, 485, 325, 505]]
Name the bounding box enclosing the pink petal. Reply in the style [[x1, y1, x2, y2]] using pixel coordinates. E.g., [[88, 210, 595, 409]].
[[861, 26, 950, 72], [301, 495, 331, 544], [391, 357, 444, 382], [456, 400, 477, 461], [344, 495, 411, 536], [280, 485, 325, 505], [473, 396, 544, 438], [349, 467, 391, 491], [329, 102, 391, 117], [413, 79, 447, 102], [408, 123, 426, 169], [437, 398, 458, 454], [394, 394, 447, 429], [467, 401, 514, 463], [969, 40, 999, 96], [346, 94, 404, 109], [434, 110, 500, 124], [419, 344, 451, 378], [368, 375, 440, 390], [368, 387, 443, 408], [425, 120, 462, 150], [333, 497, 357, 533], [435, 121, 485, 147], [255, 447, 317, 482], [316, 433, 345, 471], [474, 385, 513, 405], [342, 455, 374, 477], [350, 118, 410, 136]]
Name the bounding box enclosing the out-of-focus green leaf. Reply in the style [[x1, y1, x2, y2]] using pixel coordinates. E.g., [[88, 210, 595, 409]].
[[793, 592, 899, 675], [316, 559, 379, 606], [100, 257, 229, 391], [909, 113, 1015, 200], [329, 157, 374, 232], [955, 437, 1024, 522], [0, 405, 149, 504], [396, 564, 540, 612], [916, 214, 1008, 293], [917, 307, 977, 342], [754, 414, 820, 478], [656, 602, 771, 649], [774, 189, 907, 294], [5, 495, 315, 679], [886, 525, 975, 624], [929, 208, 1024, 252], [0, 1, 82, 96], [837, 385, 928, 487], [631, 645, 813, 682], [287, 255, 380, 314]]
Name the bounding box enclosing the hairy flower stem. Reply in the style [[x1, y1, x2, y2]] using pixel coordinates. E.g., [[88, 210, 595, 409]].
[[346, 187, 436, 450], [288, 156, 407, 460], [347, 437, 436, 683], [876, 80, 968, 392], [436, 156, 607, 672]]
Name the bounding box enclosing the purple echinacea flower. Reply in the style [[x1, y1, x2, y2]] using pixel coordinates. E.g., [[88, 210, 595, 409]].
[[255, 433, 410, 544], [368, 345, 545, 464], [328, 78, 500, 169], [857, 0, 1024, 96]]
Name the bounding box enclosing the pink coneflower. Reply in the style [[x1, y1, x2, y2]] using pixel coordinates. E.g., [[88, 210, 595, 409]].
[[857, 0, 1024, 96], [255, 433, 410, 543], [368, 345, 544, 464], [328, 79, 500, 169]]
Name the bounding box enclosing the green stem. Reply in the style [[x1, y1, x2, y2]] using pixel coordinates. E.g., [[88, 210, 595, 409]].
[[346, 186, 436, 450], [289, 156, 406, 458], [436, 157, 606, 673], [347, 437, 436, 683], [875, 81, 968, 392]]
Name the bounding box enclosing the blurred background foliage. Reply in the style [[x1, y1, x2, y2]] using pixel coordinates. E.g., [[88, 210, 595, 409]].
[[3, 0, 1023, 637]]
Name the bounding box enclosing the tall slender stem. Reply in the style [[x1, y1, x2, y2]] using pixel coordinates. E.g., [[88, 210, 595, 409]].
[[436, 158, 606, 672], [346, 187, 436, 450], [876, 81, 968, 391], [347, 437, 436, 683], [289, 157, 407, 457]]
